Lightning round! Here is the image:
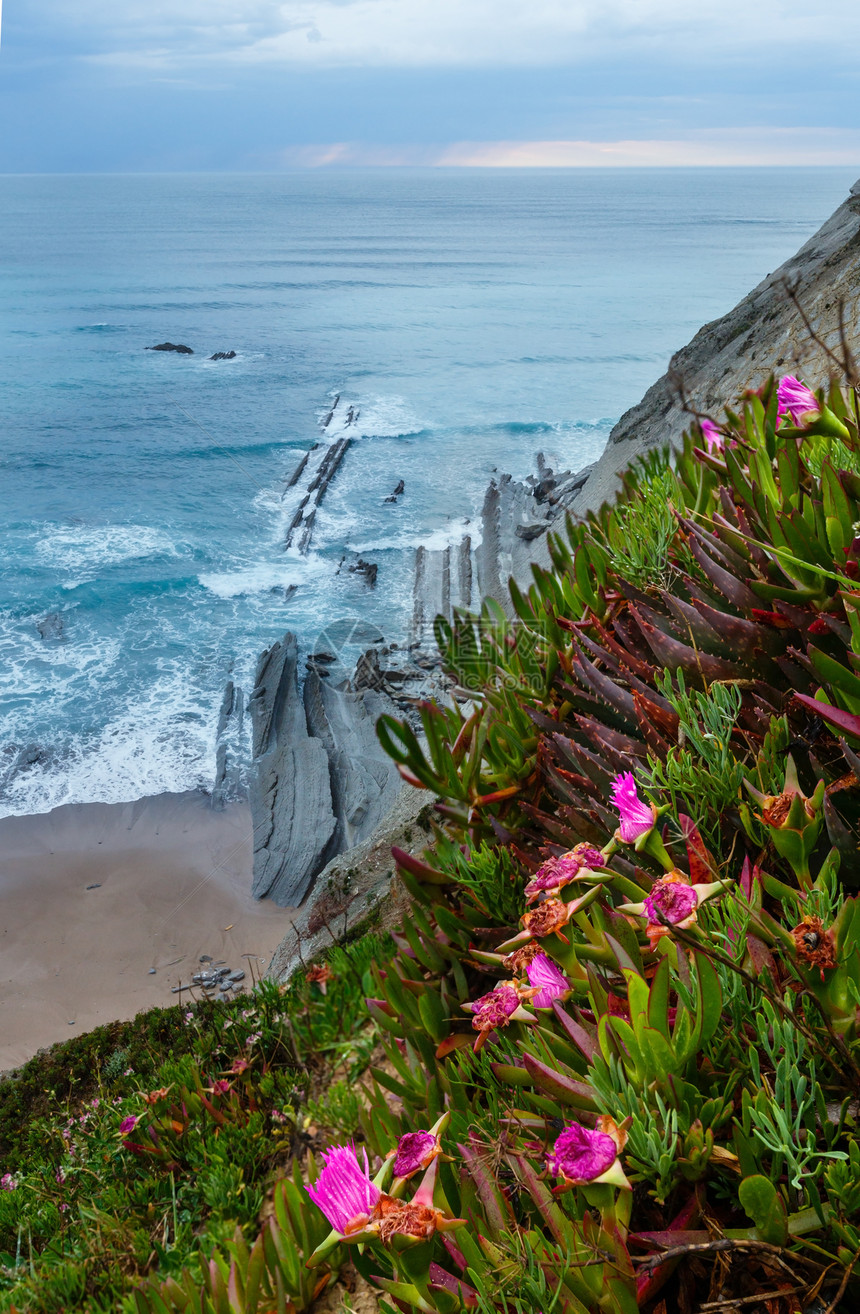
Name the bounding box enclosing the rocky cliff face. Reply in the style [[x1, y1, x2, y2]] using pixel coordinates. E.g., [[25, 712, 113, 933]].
[[571, 177, 860, 516]]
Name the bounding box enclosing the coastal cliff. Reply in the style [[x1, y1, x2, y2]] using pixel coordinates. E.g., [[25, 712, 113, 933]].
[[572, 176, 860, 515]]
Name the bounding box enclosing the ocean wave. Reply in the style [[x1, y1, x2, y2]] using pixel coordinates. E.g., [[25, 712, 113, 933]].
[[34, 525, 188, 573], [197, 560, 322, 599], [0, 677, 218, 819]]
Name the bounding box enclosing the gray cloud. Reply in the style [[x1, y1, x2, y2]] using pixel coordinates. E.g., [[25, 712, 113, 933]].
[[27, 0, 860, 72]]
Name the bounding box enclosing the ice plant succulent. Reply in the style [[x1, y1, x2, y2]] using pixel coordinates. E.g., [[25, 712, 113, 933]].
[[620, 870, 727, 948], [745, 761, 825, 887], [464, 981, 536, 1051], [700, 417, 724, 453], [611, 773, 657, 845], [306, 1142, 381, 1237], [777, 374, 820, 427], [392, 1129, 442, 1179], [524, 843, 604, 904], [547, 1116, 630, 1192], [526, 952, 571, 1008], [792, 915, 837, 981]]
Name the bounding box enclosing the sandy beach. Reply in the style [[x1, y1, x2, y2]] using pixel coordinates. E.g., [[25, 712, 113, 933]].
[[0, 791, 297, 1071]]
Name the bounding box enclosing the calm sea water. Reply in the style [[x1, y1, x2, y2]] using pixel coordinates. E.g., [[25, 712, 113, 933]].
[[1, 167, 856, 817]]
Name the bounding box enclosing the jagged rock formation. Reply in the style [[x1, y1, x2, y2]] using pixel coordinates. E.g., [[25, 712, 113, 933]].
[[211, 680, 244, 810], [282, 438, 351, 554], [303, 672, 400, 854], [573, 176, 860, 517], [248, 632, 401, 906], [410, 456, 593, 642]]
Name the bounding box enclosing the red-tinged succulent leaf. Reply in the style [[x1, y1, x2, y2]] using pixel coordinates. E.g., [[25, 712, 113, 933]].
[[435, 1033, 474, 1058], [508, 1154, 575, 1246], [551, 1002, 599, 1061], [629, 603, 745, 684], [678, 814, 718, 883], [633, 691, 674, 757], [661, 592, 725, 650], [573, 713, 648, 760], [746, 934, 777, 979], [634, 1193, 702, 1305], [522, 1052, 598, 1109], [391, 847, 453, 885], [678, 512, 754, 578], [686, 536, 760, 611], [576, 629, 653, 686], [459, 1134, 516, 1236], [794, 693, 860, 740], [570, 652, 638, 726], [428, 1263, 479, 1308]]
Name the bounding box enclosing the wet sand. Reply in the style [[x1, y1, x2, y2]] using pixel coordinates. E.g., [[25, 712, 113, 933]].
[[0, 791, 296, 1070]]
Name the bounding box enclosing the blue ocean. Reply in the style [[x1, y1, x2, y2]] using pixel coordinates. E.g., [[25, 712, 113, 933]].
[[1, 167, 856, 817]]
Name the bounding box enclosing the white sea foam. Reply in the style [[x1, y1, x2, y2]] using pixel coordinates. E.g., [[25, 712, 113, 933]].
[[346, 517, 481, 555], [319, 393, 423, 441], [197, 559, 321, 599], [35, 525, 185, 573], [0, 676, 218, 820]]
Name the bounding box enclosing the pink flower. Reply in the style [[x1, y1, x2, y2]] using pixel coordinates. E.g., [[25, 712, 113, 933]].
[[392, 1131, 440, 1179], [777, 375, 820, 427], [469, 984, 520, 1033], [1, 1173, 17, 1191], [119, 1115, 139, 1135], [306, 1143, 381, 1236], [229, 1057, 250, 1074], [524, 843, 604, 905], [700, 418, 724, 453], [526, 954, 570, 1008], [55, 1168, 66, 1185], [546, 1116, 628, 1188], [611, 773, 656, 844], [644, 877, 699, 927]]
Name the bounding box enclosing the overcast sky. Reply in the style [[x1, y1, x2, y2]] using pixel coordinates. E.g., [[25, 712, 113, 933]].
[[2, 0, 860, 170]]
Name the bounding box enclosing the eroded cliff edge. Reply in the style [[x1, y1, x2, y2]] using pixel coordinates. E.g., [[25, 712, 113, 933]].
[[573, 176, 860, 515]]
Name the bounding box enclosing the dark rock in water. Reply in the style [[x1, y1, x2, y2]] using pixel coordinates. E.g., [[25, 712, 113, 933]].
[[36, 612, 64, 641], [147, 342, 193, 354], [349, 558, 378, 587], [210, 351, 237, 361], [384, 479, 405, 503], [248, 633, 337, 905], [321, 395, 340, 429]]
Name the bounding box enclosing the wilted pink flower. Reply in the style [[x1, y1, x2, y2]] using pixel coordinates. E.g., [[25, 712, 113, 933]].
[[1, 1173, 17, 1191], [644, 877, 699, 927], [777, 375, 820, 427], [211, 1079, 232, 1095], [469, 984, 520, 1033], [547, 1115, 628, 1188], [700, 418, 724, 453], [465, 982, 536, 1052], [306, 1143, 381, 1236], [393, 1130, 440, 1178], [55, 1168, 66, 1185], [229, 1057, 250, 1074], [118, 1115, 139, 1135], [611, 773, 656, 844], [526, 954, 570, 1008], [524, 843, 604, 904]]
